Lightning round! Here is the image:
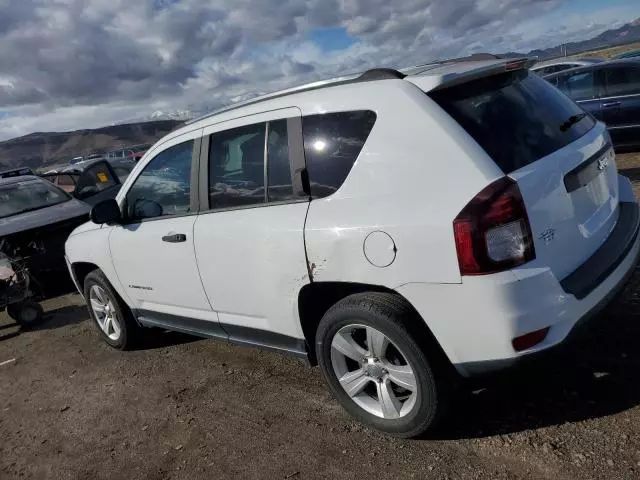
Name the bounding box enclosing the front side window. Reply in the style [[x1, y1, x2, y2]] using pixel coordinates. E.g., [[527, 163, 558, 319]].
[[125, 140, 193, 220], [0, 179, 69, 219], [302, 111, 377, 198], [557, 71, 597, 101], [603, 66, 640, 97]]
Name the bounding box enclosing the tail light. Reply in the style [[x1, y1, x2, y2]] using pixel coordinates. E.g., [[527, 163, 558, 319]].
[[453, 177, 535, 275]]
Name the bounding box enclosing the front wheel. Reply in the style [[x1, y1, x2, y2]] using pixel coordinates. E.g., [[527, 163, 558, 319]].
[[316, 292, 447, 438], [84, 270, 139, 350]]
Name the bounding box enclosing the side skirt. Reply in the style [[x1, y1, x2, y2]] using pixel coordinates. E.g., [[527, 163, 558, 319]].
[[135, 309, 310, 363]]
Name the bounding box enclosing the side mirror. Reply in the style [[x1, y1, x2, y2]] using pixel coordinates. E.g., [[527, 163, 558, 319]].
[[90, 199, 122, 224]]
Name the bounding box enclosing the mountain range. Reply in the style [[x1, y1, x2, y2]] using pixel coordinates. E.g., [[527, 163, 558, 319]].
[[510, 17, 640, 59], [1, 18, 639, 171], [0, 120, 180, 171]]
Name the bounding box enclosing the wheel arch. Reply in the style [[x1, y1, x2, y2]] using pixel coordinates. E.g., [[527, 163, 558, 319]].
[[71, 262, 100, 293], [297, 281, 451, 369]]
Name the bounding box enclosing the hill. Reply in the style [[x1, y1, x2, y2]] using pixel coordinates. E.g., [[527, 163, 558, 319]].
[[0, 120, 181, 171], [503, 17, 640, 60]]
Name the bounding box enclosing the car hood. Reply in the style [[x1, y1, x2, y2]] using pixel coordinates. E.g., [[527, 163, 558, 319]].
[[0, 198, 90, 237]]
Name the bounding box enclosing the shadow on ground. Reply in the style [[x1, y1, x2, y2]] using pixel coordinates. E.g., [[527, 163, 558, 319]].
[[0, 304, 87, 342], [135, 329, 201, 351], [1, 303, 198, 350], [437, 266, 640, 440]]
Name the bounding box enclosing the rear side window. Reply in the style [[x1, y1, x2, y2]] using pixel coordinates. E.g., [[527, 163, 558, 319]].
[[208, 119, 297, 209], [603, 66, 640, 97], [302, 111, 376, 198], [430, 70, 595, 174], [209, 122, 266, 210]]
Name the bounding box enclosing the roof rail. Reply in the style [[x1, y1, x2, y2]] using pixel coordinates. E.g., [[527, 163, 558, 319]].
[[185, 68, 406, 126]]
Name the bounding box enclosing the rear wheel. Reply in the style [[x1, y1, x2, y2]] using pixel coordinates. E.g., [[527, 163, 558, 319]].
[[84, 270, 139, 350], [316, 292, 447, 438]]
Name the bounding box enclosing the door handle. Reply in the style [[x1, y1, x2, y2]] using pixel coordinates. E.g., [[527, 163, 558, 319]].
[[602, 101, 621, 108], [162, 233, 187, 243]]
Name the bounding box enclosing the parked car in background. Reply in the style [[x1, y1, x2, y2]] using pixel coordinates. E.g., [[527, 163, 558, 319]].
[[0, 175, 90, 298], [69, 156, 84, 165], [41, 159, 134, 206], [128, 143, 152, 162], [531, 57, 603, 76], [545, 59, 640, 150], [66, 57, 639, 437], [615, 49, 640, 60], [45, 172, 77, 194]]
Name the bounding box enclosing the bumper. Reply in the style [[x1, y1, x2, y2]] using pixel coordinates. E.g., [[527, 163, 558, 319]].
[[397, 200, 640, 377]]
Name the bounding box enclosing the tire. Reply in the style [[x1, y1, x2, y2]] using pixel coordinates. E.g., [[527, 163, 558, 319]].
[[315, 292, 447, 438], [83, 269, 139, 350], [9, 300, 45, 329]]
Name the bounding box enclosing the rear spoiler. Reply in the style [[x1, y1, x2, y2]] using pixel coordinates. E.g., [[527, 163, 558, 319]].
[[405, 56, 538, 93]]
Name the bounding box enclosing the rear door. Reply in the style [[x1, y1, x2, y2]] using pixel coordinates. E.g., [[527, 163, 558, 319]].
[[192, 108, 311, 345], [600, 63, 640, 148], [431, 70, 619, 281]]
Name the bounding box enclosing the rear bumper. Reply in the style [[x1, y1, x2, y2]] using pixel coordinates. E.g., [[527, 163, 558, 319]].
[[397, 199, 640, 377]]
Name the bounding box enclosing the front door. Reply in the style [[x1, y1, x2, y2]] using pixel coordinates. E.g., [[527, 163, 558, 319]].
[[109, 134, 219, 329], [193, 109, 311, 351]]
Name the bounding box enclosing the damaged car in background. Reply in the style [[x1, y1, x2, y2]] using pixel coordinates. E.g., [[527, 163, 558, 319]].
[[0, 175, 90, 327], [0, 161, 133, 327]]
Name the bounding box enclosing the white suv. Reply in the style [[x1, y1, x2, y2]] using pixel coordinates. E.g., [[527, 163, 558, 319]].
[[65, 57, 640, 437]]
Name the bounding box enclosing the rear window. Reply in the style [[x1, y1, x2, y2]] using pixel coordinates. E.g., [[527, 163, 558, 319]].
[[302, 111, 376, 198], [430, 70, 595, 174]]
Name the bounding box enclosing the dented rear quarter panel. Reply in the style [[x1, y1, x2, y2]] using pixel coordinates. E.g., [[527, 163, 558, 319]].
[[303, 83, 502, 289]]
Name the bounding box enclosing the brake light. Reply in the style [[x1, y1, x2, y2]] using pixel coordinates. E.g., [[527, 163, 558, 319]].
[[453, 177, 535, 275]]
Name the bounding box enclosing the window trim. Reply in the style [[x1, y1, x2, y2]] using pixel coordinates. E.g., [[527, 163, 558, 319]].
[[198, 114, 308, 214], [119, 137, 201, 225]]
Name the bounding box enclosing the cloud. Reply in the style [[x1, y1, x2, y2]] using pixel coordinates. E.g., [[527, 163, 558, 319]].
[[0, 0, 636, 141]]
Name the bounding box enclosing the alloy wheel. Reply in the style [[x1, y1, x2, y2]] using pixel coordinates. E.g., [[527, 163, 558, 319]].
[[330, 324, 418, 419], [89, 285, 122, 341]]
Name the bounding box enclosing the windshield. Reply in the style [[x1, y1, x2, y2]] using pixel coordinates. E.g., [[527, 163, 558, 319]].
[[430, 69, 596, 173], [0, 179, 70, 219]]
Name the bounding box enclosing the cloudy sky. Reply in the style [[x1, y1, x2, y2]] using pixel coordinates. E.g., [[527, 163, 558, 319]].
[[0, 0, 638, 141]]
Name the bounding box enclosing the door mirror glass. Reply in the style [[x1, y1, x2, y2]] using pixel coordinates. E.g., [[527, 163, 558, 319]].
[[90, 199, 122, 224]]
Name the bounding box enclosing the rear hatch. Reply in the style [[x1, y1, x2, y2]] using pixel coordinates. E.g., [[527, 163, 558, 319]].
[[428, 68, 619, 280]]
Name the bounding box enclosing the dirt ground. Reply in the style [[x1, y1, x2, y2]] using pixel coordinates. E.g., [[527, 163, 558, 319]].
[[3, 154, 640, 480]]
